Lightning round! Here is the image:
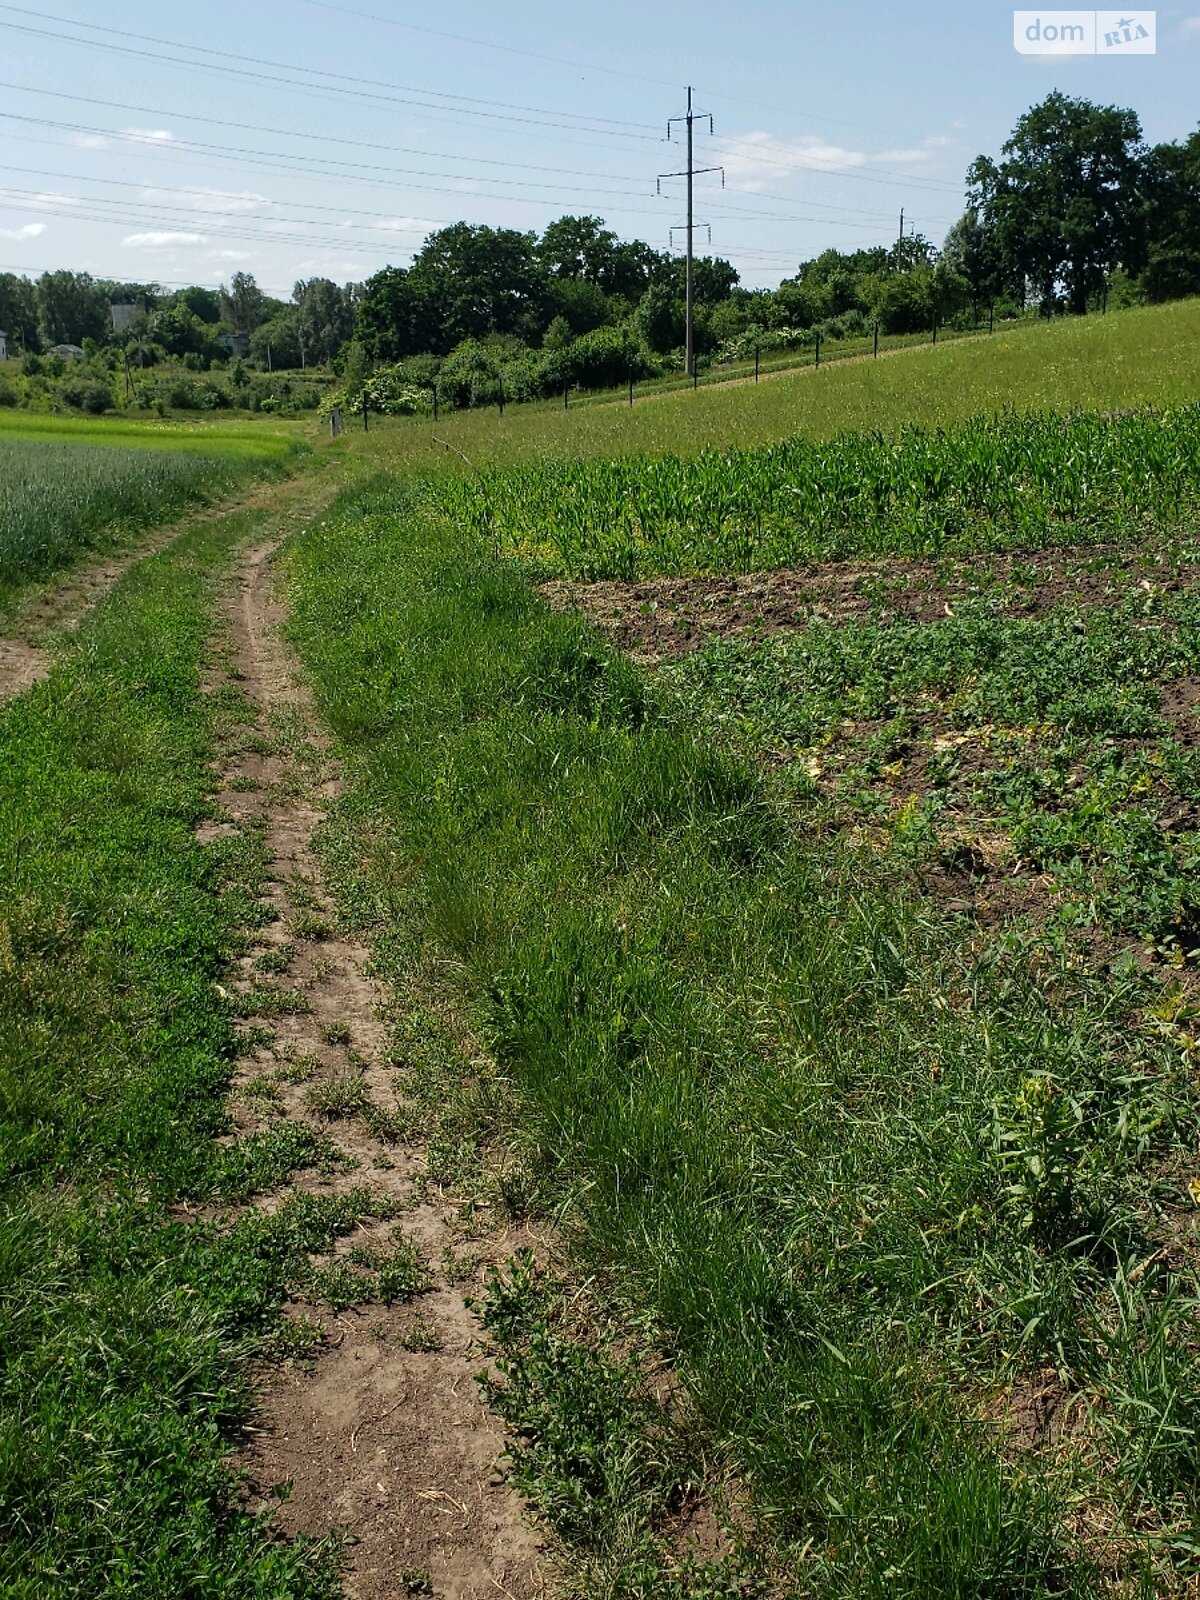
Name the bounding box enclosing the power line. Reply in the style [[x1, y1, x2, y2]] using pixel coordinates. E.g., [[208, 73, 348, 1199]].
[[0, 114, 927, 238], [282, 0, 682, 90], [0, 3, 661, 134], [660, 89, 723, 378], [0, 80, 657, 188], [0, 15, 665, 151]]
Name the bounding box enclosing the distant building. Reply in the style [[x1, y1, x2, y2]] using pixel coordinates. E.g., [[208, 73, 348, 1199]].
[[0, 330, 7, 362], [111, 304, 141, 332], [50, 343, 84, 360], [218, 333, 250, 357]]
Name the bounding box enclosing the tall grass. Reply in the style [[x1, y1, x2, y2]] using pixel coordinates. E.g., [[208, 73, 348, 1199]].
[[438, 405, 1200, 578], [285, 482, 1200, 1595], [0, 436, 292, 600]]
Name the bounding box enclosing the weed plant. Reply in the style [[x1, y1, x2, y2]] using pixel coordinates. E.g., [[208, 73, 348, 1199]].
[[664, 580, 1200, 947]]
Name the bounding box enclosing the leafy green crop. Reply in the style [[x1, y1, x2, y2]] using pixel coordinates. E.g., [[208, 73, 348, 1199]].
[[438, 406, 1200, 578]]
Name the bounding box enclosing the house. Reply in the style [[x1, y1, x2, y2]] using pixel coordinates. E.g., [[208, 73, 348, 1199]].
[[50, 343, 84, 360], [0, 330, 7, 362], [111, 303, 141, 333], [218, 333, 250, 358]]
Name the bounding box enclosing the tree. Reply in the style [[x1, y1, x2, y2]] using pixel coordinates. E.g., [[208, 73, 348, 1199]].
[[354, 267, 430, 362], [292, 278, 353, 365], [35, 270, 109, 346], [1141, 131, 1200, 302], [538, 215, 666, 300], [174, 285, 222, 324], [250, 312, 302, 370], [0, 273, 39, 351], [659, 253, 740, 306], [153, 303, 219, 360], [941, 210, 1005, 314], [635, 282, 684, 354], [408, 223, 547, 350], [968, 92, 1147, 315], [545, 276, 611, 336], [219, 271, 267, 334]]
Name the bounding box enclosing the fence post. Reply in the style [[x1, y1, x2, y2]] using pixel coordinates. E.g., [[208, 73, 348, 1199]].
[[693, 363, 699, 390], [629, 369, 634, 406], [932, 314, 938, 345], [564, 384, 569, 410], [431, 384, 438, 421], [989, 303, 994, 334], [754, 345, 760, 383], [873, 321, 879, 359], [815, 332, 822, 369], [498, 375, 504, 415], [362, 395, 369, 432]]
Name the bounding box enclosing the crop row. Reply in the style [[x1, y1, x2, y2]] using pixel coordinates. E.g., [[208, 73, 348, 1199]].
[[437, 405, 1200, 578]]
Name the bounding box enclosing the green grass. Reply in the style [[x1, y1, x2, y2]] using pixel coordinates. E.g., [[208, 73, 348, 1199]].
[[0, 500, 359, 1598], [435, 404, 1200, 579], [0, 431, 306, 606], [350, 296, 1200, 474], [283, 480, 1200, 1596], [0, 409, 306, 458]]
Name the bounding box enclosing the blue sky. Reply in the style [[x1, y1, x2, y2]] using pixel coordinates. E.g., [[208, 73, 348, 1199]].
[[0, 0, 1196, 296]]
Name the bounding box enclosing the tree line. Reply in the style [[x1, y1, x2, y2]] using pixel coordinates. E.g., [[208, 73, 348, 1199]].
[[1, 93, 1197, 409]]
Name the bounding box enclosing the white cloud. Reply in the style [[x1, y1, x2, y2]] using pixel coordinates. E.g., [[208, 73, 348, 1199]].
[[73, 133, 109, 151], [370, 215, 433, 235], [123, 127, 177, 144], [1181, 15, 1200, 31], [0, 222, 46, 241], [721, 131, 869, 191], [140, 185, 270, 216], [293, 258, 366, 277], [122, 230, 207, 248]]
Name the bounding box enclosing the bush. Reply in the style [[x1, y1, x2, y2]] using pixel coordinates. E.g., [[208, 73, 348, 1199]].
[[0, 380, 17, 408], [60, 380, 113, 415]]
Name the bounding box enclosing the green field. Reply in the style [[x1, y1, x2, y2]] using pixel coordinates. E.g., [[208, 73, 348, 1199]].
[[5, 299, 1200, 1598], [0, 422, 306, 608], [437, 404, 1200, 578]]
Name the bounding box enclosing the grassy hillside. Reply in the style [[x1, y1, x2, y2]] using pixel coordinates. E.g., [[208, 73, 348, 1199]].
[[353, 297, 1200, 473]]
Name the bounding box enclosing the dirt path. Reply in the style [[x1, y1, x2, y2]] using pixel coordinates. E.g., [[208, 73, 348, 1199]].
[[208, 534, 546, 1600], [0, 474, 318, 708]]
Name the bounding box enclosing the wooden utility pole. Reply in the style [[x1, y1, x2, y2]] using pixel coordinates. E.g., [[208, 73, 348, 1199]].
[[660, 89, 722, 379]]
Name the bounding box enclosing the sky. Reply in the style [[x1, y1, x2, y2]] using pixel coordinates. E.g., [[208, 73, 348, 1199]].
[[0, 0, 1197, 297]]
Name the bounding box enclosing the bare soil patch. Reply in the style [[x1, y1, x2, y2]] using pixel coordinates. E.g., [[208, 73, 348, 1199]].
[[209, 536, 546, 1600], [541, 541, 1200, 663]]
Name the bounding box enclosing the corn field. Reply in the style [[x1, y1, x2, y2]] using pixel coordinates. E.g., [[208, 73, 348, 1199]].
[[437, 406, 1200, 578]]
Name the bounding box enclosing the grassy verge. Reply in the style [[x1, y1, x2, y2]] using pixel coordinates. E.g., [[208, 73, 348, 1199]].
[[283, 480, 1200, 1596], [0, 496, 362, 1598]]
